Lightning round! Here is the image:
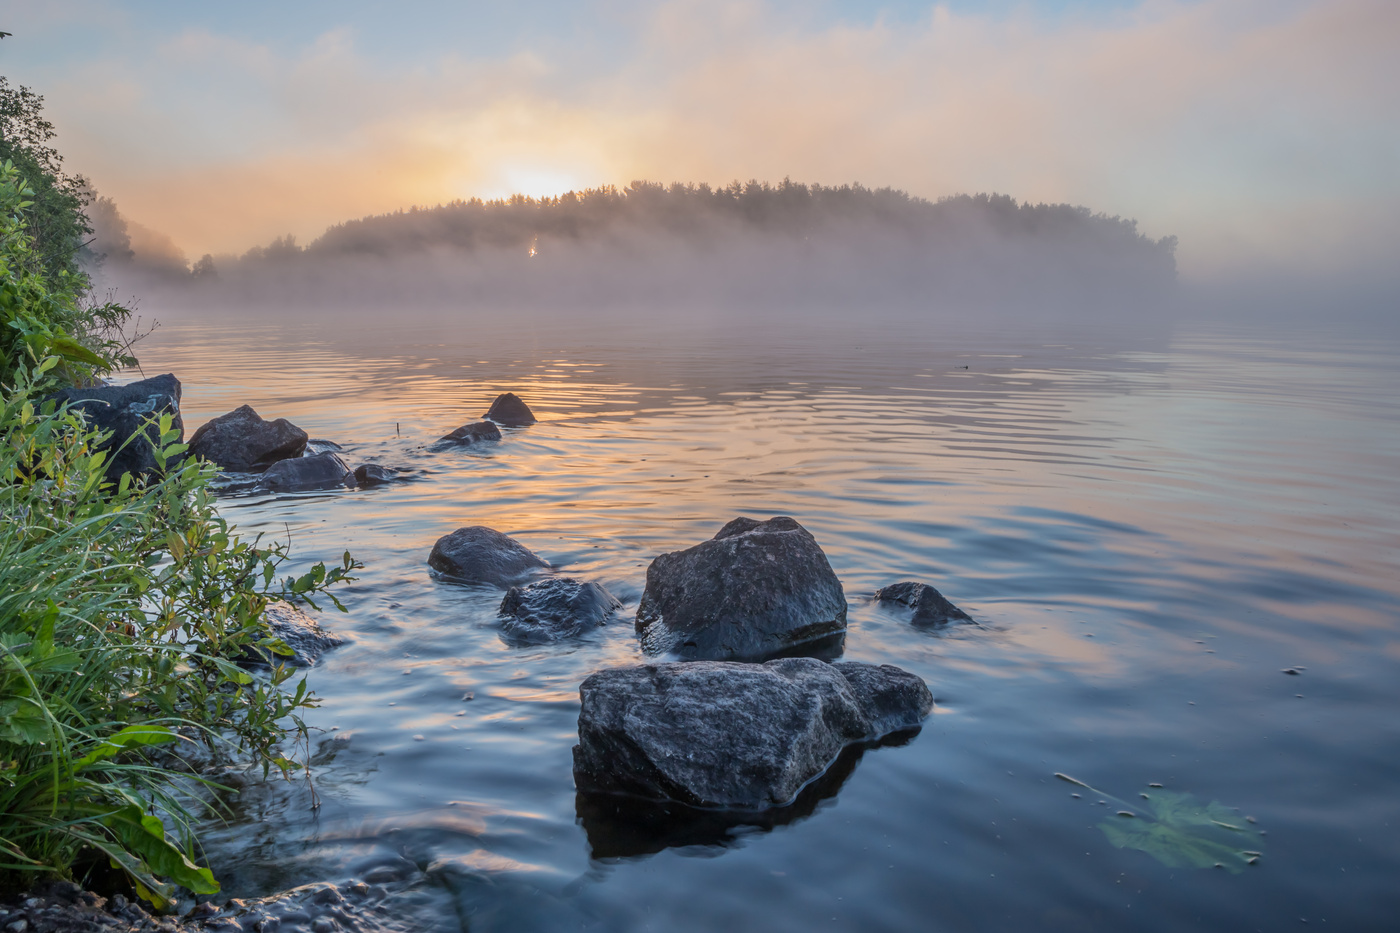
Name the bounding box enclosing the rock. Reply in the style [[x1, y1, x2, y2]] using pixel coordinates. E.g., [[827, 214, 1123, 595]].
[[498, 578, 621, 645], [483, 392, 536, 426], [635, 516, 848, 661], [438, 421, 502, 445], [188, 404, 308, 472], [572, 658, 932, 809], [352, 463, 399, 486], [874, 581, 973, 626], [48, 373, 182, 484], [255, 452, 353, 492], [239, 602, 347, 668], [427, 526, 550, 586]]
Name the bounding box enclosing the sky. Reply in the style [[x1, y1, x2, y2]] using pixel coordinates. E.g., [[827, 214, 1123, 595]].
[[1, 0, 1396, 283]]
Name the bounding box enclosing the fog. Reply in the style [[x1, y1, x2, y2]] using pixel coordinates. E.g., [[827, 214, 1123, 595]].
[[88, 180, 1196, 335]]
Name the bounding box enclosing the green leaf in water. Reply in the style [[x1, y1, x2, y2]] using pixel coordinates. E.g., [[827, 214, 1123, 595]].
[[1096, 788, 1262, 874]]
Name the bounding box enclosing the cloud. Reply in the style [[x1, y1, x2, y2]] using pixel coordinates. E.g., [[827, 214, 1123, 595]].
[[30, 0, 1400, 281]]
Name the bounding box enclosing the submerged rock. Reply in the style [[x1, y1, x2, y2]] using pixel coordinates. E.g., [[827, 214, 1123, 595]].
[[353, 463, 401, 487], [572, 658, 932, 810], [188, 404, 308, 472], [438, 420, 502, 445], [874, 581, 974, 626], [498, 577, 621, 645], [428, 526, 550, 586], [49, 373, 182, 484], [483, 392, 537, 426], [255, 451, 353, 491], [635, 516, 848, 661], [240, 602, 347, 668]]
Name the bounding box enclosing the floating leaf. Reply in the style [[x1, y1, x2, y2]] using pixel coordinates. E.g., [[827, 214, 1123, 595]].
[[1060, 774, 1263, 874]]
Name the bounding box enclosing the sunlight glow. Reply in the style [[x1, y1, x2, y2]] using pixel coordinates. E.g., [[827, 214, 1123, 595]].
[[485, 168, 583, 202]]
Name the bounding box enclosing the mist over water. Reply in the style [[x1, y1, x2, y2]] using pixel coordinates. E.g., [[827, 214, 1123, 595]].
[[110, 280, 1400, 931], [92, 184, 1184, 323]]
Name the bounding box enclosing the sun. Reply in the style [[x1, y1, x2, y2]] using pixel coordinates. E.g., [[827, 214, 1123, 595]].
[[482, 167, 584, 201]]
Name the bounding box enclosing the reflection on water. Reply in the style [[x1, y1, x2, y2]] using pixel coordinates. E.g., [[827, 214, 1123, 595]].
[[577, 730, 919, 860], [121, 309, 1400, 931]]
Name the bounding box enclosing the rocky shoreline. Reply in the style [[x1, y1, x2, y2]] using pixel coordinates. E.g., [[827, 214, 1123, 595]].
[[24, 376, 982, 919]]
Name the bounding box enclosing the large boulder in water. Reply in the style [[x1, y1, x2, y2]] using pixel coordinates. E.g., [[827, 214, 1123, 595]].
[[572, 658, 932, 809], [239, 602, 347, 668], [635, 516, 848, 661], [254, 452, 353, 492], [498, 577, 621, 645], [188, 404, 308, 473], [428, 526, 550, 586], [874, 581, 974, 627], [483, 393, 536, 426], [49, 374, 183, 484]]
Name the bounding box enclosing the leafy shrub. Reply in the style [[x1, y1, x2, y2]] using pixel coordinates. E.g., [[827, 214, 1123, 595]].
[[0, 364, 358, 903]]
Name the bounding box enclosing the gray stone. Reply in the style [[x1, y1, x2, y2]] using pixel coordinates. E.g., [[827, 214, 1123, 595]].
[[49, 373, 182, 484], [352, 463, 399, 486], [239, 602, 346, 668], [573, 658, 932, 809], [483, 392, 536, 426], [438, 420, 502, 445], [874, 581, 973, 626], [428, 526, 550, 586], [498, 577, 621, 645], [255, 452, 353, 492], [635, 516, 847, 661], [188, 404, 308, 473]]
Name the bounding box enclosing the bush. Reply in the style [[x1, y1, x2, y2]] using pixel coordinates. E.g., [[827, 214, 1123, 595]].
[[1, 134, 358, 904], [0, 363, 358, 903]]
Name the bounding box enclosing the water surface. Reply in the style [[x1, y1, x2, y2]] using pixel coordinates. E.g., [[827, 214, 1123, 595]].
[[124, 309, 1400, 931]]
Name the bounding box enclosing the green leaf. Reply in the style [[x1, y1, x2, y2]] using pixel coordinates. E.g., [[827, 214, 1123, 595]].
[[209, 657, 254, 685], [101, 805, 219, 896], [75, 725, 182, 769], [1093, 787, 1261, 874]]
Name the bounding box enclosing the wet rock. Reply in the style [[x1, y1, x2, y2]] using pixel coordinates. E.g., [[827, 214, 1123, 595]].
[[874, 581, 973, 626], [239, 602, 347, 668], [573, 658, 932, 809], [438, 421, 502, 445], [352, 463, 400, 487], [428, 526, 550, 586], [188, 405, 308, 473], [255, 452, 353, 492], [49, 373, 182, 484], [635, 516, 848, 661], [498, 577, 621, 645], [483, 392, 536, 426]]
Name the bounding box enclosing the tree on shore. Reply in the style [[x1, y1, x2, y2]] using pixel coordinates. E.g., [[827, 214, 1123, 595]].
[[0, 77, 94, 285]]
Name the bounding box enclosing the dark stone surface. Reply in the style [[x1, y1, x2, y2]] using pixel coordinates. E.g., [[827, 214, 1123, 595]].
[[483, 392, 537, 426], [498, 577, 621, 645], [427, 525, 550, 586], [572, 658, 932, 810], [438, 420, 502, 445], [353, 463, 400, 486], [874, 581, 974, 626], [634, 516, 848, 661], [255, 451, 353, 492], [49, 373, 182, 484], [188, 404, 308, 473], [239, 602, 347, 668]]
